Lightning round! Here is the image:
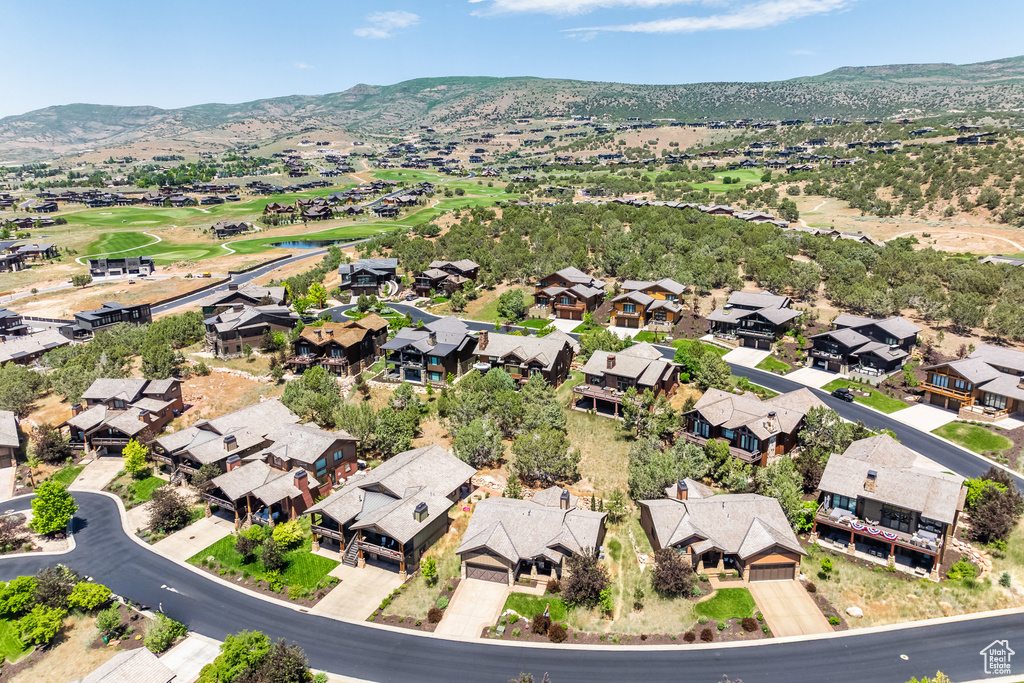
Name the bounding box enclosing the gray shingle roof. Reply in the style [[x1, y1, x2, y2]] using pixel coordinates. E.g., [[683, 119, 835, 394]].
[[969, 344, 1024, 374], [0, 329, 69, 364], [689, 387, 825, 439], [381, 316, 475, 357], [0, 411, 18, 448], [727, 290, 790, 309], [818, 435, 965, 524], [155, 398, 299, 459], [581, 343, 677, 385], [832, 314, 921, 339], [80, 648, 175, 683], [262, 423, 356, 466], [81, 378, 148, 403], [621, 278, 687, 296], [476, 332, 573, 372]]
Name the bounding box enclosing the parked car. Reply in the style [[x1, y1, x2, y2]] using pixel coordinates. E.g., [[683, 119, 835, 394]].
[[405, 293, 415, 301], [831, 387, 855, 402]]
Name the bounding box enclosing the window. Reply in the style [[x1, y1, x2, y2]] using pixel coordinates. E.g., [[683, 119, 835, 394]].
[[930, 374, 949, 389], [616, 377, 632, 392], [881, 504, 912, 534], [738, 434, 759, 452], [114, 400, 124, 410], [429, 356, 441, 366], [559, 296, 572, 306], [665, 294, 676, 302], [345, 463, 352, 473], [918, 516, 943, 535], [429, 371, 442, 382], [721, 428, 735, 441], [984, 392, 1007, 410], [331, 348, 343, 358], [623, 303, 636, 314], [694, 421, 710, 438], [332, 450, 344, 462], [832, 494, 856, 512]]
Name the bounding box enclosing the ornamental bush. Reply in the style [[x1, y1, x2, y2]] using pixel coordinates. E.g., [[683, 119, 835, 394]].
[[548, 623, 567, 643], [68, 582, 111, 611]]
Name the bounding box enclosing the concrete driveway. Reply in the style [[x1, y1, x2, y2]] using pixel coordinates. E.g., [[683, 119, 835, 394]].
[[547, 318, 581, 334], [0, 468, 15, 503], [152, 516, 235, 562], [160, 633, 222, 681], [70, 456, 124, 491], [748, 580, 832, 637], [723, 347, 772, 369], [434, 579, 509, 640], [310, 563, 404, 621], [889, 404, 958, 432], [786, 367, 840, 389]]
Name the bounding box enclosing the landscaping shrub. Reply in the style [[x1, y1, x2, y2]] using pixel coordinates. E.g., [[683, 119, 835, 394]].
[[260, 538, 286, 572], [1000, 572, 1012, 588], [34, 565, 79, 609], [741, 617, 758, 632], [548, 623, 567, 643], [512, 627, 521, 637], [18, 605, 66, 646], [946, 559, 979, 582], [700, 628, 714, 642], [68, 581, 111, 611], [805, 581, 817, 594], [235, 533, 261, 562], [96, 605, 121, 635], [683, 631, 696, 643], [145, 614, 187, 654], [561, 551, 610, 608], [531, 614, 551, 635], [271, 520, 303, 549], [652, 548, 696, 596], [828, 616, 840, 626], [546, 578, 560, 594], [149, 487, 191, 533], [29, 481, 77, 535], [0, 576, 37, 616], [427, 607, 443, 623], [717, 622, 727, 631], [313, 674, 328, 683], [436, 596, 449, 610], [264, 570, 284, 593], [420, 557, 438, 586]]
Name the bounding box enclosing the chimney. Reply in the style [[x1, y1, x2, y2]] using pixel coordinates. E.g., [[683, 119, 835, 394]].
[[414, 501, 428, 523], [428, 330, 437, 347], [228, 283, 239, 291], [327, 328, 334, 337], [232, 304, 244, 312], [226, 453, 241, 471], [294, 469, 313, 508], [478, 330, 488, 350], [865, 469, 877, 493], [223, 434, 237, 452], [676, 480, 688, 501], [560, 488, 570, 510], [138, 409, 149, 423], [72, 403, 82, 416], [607, 354, 616, 370]]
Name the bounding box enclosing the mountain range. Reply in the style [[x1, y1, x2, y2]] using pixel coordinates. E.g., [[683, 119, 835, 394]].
[[3, 56, 1024, 163]]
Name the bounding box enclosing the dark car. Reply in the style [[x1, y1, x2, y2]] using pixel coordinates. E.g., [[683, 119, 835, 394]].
[[831, 387, 855, 402]]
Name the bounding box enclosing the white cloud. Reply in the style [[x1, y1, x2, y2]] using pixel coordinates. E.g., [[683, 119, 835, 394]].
[[293, 62, 313, 69], [353, 10, 421, 39], [568, 0, 850, 33], [469, 0, 701, 16]]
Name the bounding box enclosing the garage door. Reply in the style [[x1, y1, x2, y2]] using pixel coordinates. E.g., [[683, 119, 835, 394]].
[[466, 564, 507, 584], [827, 361, 842, 373], [930, 392, 947, 408], [748, 563, 796, 582], [757, 338, 771, 350], [620, 317, 639, 328], [743, 337, 757, 348]]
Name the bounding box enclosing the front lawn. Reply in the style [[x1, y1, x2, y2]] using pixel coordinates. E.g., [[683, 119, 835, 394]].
[[0, 618, 31, 663], [129, 475, 167, 503], [672, 339, 728, 357], [933, 422, 1014, 454], [187, 518, 338, 590], [694, 588, 757, 621], [821, 379, 909, 414], [504, 593, 568, 622], [518, 319, 551, 329], [755, 356, 792, 373], [105, 472, 167, 507], [48, 464, 84, 487]]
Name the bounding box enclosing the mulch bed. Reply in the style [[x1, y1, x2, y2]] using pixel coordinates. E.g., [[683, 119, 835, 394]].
[[189, 563, 335, 609], [482, 615, 772, 645], [671, 314, 708, 340], [89, 603, 150, 650], [0, 514, 69, 556], [368, 577, 460, 632]]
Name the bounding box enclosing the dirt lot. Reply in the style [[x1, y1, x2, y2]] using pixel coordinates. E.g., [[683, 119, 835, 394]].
[[9, 277, 215, 319], [170, 371, 285, 431]]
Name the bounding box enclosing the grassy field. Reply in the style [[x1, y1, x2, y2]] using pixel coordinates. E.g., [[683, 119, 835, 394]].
[[187, 518, 337, 590], [86, 231, 159, 255], [932, 422, 1014, 454], [566, 407, 633, 492], [0, 618, 30, 663], [518, 319, 550, 329], [48, 464, 84, 488], [755, 356, 792, 373], [504, 593, 568, 622], [128, 475, 166, 503], [821, 379, 909, 414], [694, 588, 757, 621], [687, 169, 763, 193]]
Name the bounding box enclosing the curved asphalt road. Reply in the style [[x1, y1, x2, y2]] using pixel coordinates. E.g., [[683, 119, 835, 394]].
[[1, 492, 1020, 683]]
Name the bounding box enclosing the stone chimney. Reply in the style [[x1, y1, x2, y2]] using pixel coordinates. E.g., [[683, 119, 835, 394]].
[[560, 488, 570, 510], [226, 453, 241, 471], [478, 330, 489, 351], [428, 330, 437, 347], [327, 328, 334, 337], [676, 480, 688, 501], [223, 434, 237, 452], [607, 354, 616, 370], [865, 469, 877, 493], [294, 469, 314, 508], [72, 403, 83, 416], [414, 501, 428, 523], [138, 409, 149, 423]]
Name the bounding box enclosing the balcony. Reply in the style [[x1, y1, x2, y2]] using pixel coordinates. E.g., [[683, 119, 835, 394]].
[[201, 492, 235, 511], [574, 384, 625, 404], [681, 432, 762, 465], [90, 436, 129, 447], [286, 355, 317, 367], [737, 328, 776, 340], [921, 382, 974, 402], [810, 348, 844, 362], [312, 524, 344, 542], [814, 504, 940, 556], [357, 539, 404, 563]]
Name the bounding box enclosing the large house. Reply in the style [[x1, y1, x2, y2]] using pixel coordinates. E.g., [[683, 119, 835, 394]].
[[429, 259, 480, 281], [381, 317, 477, 385], [808, 314, 920, 376], [473, 329, 576, 387], [813, 435, 966, 578], [574, 342, 680, 416], [0, 411, 19, 468], [640, 481, 805, 582], [211, 221, 255, 239], [152, 398, 299, 475], [306, 445, 476, 577], [87, 256, 155, 278], [707, 291, 801, 349], [414, 259, 480, 297], [287, 315, 389, 376], [0, 309, 29, 340], [199, 284, 286, 315], [61, 378, 184, 454], [609, 279, 687, 329], [457, 487, 607, 585], [683, 388, 826, 467], [63, 302, 152, 339], [0, 329, 70, 365], [532, 267, 606, 320], [338, 258, 398, 296], [922, 345, 1024, 422], [203, 305, 297, 357]]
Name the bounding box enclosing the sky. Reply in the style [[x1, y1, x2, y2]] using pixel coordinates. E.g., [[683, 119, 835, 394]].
[[1, 0, 1022, 118]]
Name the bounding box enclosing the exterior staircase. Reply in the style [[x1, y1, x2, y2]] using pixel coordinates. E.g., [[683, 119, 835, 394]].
[[342, 536, 359, 567]]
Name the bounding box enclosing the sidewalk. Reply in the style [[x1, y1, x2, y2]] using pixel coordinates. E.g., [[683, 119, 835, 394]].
[[152, 515, 235, 562]]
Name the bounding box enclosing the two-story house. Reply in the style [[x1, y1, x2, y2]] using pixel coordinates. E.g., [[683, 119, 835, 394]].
[[473, 329, 577, 387], [575, 343, 680, 417], [87, 256, 155, 278], [707, 291, 801, 349], [61, 378, 184, 454], [683, 387, 826, 467], [813, 435, 966, 578], [413, 261, 480, 298], [287, 315, 389, 376], [609, 279, 687, 329], [338, 258, 398, 296], [199, 284, 286, 316], [807, 314, 920, 376], [922, 345, 1024, 422], [0, 308, 29, 340], [0, 329, 70, 365], [532, 267, 606, 320], [428, 259, 480, 281], [63, 302, 152, 340], [204, 305, 298, 358], [381, 317, 477, 385]]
